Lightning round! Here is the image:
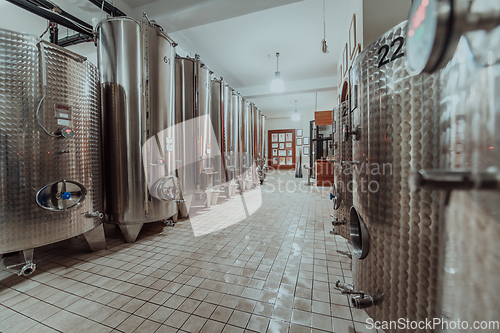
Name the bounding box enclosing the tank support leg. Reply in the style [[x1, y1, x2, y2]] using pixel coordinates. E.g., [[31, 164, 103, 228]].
[[119, 223, 144, 243], [83, 224, 107, 252], [178, 194, 193, 218], [205, 191, 212, 208]]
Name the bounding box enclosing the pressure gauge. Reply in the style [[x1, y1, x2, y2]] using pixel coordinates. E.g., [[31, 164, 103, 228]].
[[406, 0, 455, 74], [407, 0, 500, 74]]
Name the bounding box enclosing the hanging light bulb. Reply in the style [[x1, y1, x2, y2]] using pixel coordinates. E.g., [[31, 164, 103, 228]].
[[292, 100, 300, 121], [270, 52, 285, 92]]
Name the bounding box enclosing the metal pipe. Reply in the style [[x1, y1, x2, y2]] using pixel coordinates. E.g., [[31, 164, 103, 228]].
[[5, 0, 92, 37], [27, 0, 93, 30], [87, 0, 126, 17]]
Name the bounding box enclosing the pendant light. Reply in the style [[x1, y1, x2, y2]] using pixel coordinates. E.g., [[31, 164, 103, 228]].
[[292, 100, 300, 121], [270, 52, 285, 92]]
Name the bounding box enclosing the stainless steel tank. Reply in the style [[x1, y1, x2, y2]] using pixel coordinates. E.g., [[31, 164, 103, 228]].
[[331, 101, 351, 239], [98, 16, 178, 242], [0, 28, 105, 275], [241, 99, 253, 182], [232, 93, 243, 178], [175, 55, 214, 192], [348, 21, 441, 330], [435, 33, 500, 333], [256, 110, 267, 184], [404, 1, 500, 327], [211, 78, 226, 186]]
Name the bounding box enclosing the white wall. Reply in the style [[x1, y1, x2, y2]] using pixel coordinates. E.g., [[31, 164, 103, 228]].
[[336, 0, 363, 101], [264, 109, 315, 165], [363, 0, 411, 47]]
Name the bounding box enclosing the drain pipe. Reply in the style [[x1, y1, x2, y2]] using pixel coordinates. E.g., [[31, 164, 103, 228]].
[[351, 290, 385, 309], [334, 280, 384, 309]]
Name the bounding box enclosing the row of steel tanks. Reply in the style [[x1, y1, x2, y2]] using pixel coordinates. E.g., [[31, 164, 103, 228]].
[[0, 28, 105, 275], [98, 15, 267, 242], [331, 7, 500, 332], [0, 14, 267, 275]]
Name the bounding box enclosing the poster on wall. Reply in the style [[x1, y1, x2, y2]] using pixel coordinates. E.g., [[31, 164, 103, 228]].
[[272, 143, 278, 148], [287, 150, 292, 156], [279, 157, 286, 165], [304, 137, 309, 145], [296, 129, 303, 137], [286, 133, 292, 142], [349, 14, 356, 59], [297, 138, 302, 146], [272, 133, 278, 142], [273, 157, 278, 165], [272, 149, 277, 156], [303, 146, 310, 155], [286, 142, 292, 148], [279, 150, 286, 157], [279, 133, 285, 142], [279, 143, 284, 149], [286, 157, 293, 165]]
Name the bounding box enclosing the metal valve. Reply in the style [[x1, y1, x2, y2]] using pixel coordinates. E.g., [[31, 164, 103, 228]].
[[84, 211, 104, 218], [410, 168, 500, 192], [342, 160, 362, 166], [351, 290, 385, 309], [343, 125, 361, 141]]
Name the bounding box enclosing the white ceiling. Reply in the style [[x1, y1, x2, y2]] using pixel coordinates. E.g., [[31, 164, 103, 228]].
[[1, 0, 354, 114]]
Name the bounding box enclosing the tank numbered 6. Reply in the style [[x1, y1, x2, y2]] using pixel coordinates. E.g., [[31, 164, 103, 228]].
[[377, 36, 405, 68]]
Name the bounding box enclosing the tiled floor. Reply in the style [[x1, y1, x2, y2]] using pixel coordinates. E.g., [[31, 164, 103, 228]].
[[0, 171, 381, 333]]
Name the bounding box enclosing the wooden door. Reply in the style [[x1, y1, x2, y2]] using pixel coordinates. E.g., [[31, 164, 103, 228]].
[[268, 129, 296, 170]]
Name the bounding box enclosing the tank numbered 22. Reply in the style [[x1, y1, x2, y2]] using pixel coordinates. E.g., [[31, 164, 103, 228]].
[[377, 36, 405, 68]]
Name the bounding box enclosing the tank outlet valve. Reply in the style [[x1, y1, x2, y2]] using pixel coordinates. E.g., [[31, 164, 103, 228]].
[[334, 280, 357, 294], [61, 192, 72, 200], [332, 219, 347, 226], [351, 290, 384, 309], [84, 211, 104, 218], [19, 263, 36, 276], [410, 168, 500, 192]]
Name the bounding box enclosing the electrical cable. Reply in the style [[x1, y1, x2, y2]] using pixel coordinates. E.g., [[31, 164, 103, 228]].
[[36, 42, 61, 138]]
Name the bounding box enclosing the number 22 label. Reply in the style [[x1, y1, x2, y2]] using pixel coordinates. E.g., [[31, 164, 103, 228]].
[[377, 36, 405, 68]]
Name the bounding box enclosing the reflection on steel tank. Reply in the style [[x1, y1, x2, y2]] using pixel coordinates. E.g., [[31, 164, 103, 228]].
[[437, 32, 500, 330], [0, 28, 105, 275], [331, 101, 352, 239], [349, 21, 441, 330], [97, 15, 178, 242], [175, 54, 217, 211], [211, 78, 227, 186]]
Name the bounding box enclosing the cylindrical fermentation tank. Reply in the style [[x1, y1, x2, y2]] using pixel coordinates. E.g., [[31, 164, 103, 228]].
[[211, 78, 226, 186], [175, 55, 214, 197], [241, 99, 253, 178], [98, 16, 178, 242], [331, 101, 351, 239], [232, 93, 243, 178], [223, 84, 235, 182], [0, 28, 105, 274], [349, 21, 441, 330], [403, 1, 500, 329]]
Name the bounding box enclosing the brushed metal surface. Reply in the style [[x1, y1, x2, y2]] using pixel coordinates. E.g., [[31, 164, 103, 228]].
[[350, 21, 441, 331], [241, 99, 252, 175], [0, 29, 102, 254], [333, 101, 352, 239], [142, 17, 178, 219], [438, 30, 500, 331], [175, 56, 213, 193], [211, 78, 225, 185], [224, 84, 236, 181], [232, 93, 243, 177], [98, 17, 177, 226]]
